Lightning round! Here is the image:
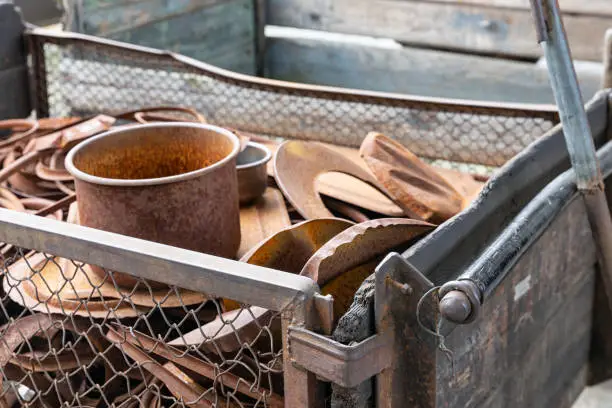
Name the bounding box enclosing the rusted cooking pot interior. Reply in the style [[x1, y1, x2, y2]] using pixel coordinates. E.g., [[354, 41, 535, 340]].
[[65, 123, 241, 288], [236, 141, 272, 205]]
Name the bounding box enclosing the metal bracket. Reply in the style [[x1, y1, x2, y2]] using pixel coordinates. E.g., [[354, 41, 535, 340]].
[[375, 252, 437, 408], [287, 327, 392, 388]]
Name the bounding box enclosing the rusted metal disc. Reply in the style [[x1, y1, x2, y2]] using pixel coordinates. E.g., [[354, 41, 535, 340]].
[[0, 119, 39, 149], [274, 140, 387, 220], [300, 218, 435, 286], [168, 306, 275, 352], [263, 139, 403, 216], [240, 218, 354, 273], [435, 167, 484, 206], [3, 254, 144, 318], [299, 218, 434, 321], [112, 324, 283, 407], [359, 132, 465, 223], [5, 252, 207, 318], [35, 151, 72, 182]]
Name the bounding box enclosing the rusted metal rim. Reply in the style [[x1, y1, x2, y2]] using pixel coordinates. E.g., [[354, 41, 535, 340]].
[[65, 122, 240, 187], [0, 119, 39, 149], [236, 141, 272, 171]]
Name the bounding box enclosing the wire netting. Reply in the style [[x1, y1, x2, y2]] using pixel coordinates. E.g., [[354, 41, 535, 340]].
[[0, 245, 284, 407], [27, 32, 558, 174]]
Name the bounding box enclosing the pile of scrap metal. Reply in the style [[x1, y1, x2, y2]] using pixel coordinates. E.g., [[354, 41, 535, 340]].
[[0, 107, 485, 406]]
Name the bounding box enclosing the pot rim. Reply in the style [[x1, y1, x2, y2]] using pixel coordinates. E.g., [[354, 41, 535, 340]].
[[65, 122, 240, 187], [236, 141, 272, 171]]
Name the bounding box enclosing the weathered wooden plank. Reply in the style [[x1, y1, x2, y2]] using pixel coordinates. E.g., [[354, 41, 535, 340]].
[[265, 36, 601, 104], [421, 0, 612, 16], [65, 0, 256, 74], [266, 0, 612, 61], [108, 0, 255, 72], [69, 0, 226, 35]]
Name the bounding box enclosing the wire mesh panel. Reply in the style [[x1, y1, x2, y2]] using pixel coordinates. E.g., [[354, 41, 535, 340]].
[[27, 30, 558, 170], [0, 208, 315, 408]]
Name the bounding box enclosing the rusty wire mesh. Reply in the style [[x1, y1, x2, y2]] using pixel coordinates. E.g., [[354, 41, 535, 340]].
[[0, 245, 284, 407], [27, 30, 559, 173]]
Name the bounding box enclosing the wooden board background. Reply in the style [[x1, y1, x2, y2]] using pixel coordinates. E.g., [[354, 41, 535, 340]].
[[266, 0, 612, 62], [65, 0, 257, 74], [264, 31, 601, 104]]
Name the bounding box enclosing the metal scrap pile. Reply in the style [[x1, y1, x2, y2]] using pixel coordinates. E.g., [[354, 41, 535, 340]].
[[0, 108, 485, 407]]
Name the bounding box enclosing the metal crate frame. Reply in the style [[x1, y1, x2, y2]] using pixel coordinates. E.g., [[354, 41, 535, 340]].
[[1, 17, 599, 408]]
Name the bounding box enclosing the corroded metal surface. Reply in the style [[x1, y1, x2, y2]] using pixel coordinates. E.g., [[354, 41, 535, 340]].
[[65, 123, 242, 287], [360, 132, 465, 223], [240, 218, 354, 273], [236, 141, 271, 204], [274, 140, 384, 219]]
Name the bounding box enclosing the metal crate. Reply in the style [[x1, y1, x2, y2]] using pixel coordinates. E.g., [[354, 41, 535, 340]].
[[3, 14, 609, 408]]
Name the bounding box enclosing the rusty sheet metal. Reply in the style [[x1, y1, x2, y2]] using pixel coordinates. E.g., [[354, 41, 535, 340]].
[[24, 253, 207, 307], [4, 253, 146, 318], [24, 115, 115, 153], [237, 188, 291, 259], [236, 141, 272, 205], [0, 314, 120, 406], [65, 123, 241, 288], [360, 132, 465, 223], [322, 257, 383, 320], [0, 314, 57, 384], [239, 218, 354, 273], [266, 139, 403, 216], [116, 106, 208, 125], [300, 218, 434, 320], [168, 306, 277, 352], [0, 119, 39, 149], [105, 327, 212, 408], [112, 324, 284, 407], [322, 196, 370, 223], [301, 218, 435, 285], [435, 167, 485, 206], [274, 140, 389, 219], [0, 115, 116, 197]]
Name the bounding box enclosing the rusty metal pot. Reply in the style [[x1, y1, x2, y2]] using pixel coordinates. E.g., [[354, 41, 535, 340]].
[[236, 141, 271, 204], [65, 123, 241, 288]]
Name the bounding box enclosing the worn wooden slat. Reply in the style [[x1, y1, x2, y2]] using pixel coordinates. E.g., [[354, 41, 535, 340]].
[[65, 0, 256, 74], [109, 0, 255, 72], [265, 36, 601, 104], [70, 0, 225, 36], [266, 0, 612, 61], [421, 0, 612, 16]]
